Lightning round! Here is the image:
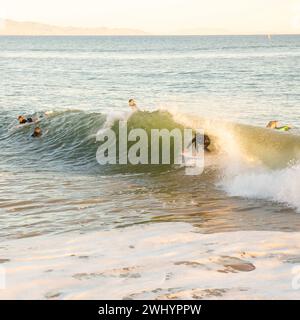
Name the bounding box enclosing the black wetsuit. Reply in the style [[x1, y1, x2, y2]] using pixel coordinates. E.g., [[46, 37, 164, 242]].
[[192, 134, 211, 151], [19, 117, 33, 124], [32, 132, 41, 138]]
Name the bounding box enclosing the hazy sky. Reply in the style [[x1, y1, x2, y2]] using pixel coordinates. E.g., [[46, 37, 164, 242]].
[[1, 0, 300, 34]]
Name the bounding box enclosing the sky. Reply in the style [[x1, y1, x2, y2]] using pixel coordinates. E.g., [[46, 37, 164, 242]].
[[1, 0, 300, 34]]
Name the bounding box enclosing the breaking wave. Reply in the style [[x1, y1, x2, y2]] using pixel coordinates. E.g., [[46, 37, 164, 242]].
[[2, 108, 300, 210]]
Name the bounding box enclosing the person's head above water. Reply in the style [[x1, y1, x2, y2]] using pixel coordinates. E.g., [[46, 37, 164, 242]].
[[32, 127, 42, 138], [18, 115, 33, 124], [128, 99, 138, 110], [18, 115, 26, 124], [266, 120, 279, 129]]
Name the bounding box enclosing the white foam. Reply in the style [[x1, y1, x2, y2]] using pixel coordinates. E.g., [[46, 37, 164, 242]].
[[96, 110, 130, 138], [216, 124, 300, 211], [0, 223, 300, 299], [220, 163, 300, 212]]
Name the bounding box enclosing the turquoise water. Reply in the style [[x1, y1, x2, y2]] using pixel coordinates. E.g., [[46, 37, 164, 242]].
[[1, 36, 300, 299]]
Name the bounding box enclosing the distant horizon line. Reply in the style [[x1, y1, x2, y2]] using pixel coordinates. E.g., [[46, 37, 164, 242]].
[[1, 34, 300, 36]]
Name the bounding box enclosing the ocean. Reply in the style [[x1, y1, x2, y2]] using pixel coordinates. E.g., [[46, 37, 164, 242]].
[[1, 35, 300, 299]]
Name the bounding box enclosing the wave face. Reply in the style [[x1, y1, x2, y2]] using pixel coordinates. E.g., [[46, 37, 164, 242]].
[[107, 110, 186, 170], [2, 109, 187, 173], [173, 113, 300, 168], [2, 109, 300, 210], [2, 110, 106, 171], [172, 111, 300, 211]]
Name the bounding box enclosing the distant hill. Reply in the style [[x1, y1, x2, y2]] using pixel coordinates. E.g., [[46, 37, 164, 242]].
[[0, 19, 148, 36]]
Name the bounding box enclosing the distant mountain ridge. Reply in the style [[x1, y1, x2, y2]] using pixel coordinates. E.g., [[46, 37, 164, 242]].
[[0, 19, 148, 36]]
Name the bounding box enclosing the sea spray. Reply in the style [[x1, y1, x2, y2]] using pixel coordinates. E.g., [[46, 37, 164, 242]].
[[219, 162, 300, 212]]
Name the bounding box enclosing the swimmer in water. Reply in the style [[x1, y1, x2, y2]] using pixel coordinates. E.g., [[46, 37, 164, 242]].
[[266, 121, 291, 131], [32, 127, 42, 138], [18, 115, 33, 124], [18, 111, 52, 125], [128, 99, 138, 111]]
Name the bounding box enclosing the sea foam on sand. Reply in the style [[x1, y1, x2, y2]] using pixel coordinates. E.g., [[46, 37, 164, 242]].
[[0, 222, 300, 299]]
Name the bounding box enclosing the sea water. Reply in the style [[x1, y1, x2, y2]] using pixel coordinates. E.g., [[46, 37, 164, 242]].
[[0, 35, 300, 299]]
